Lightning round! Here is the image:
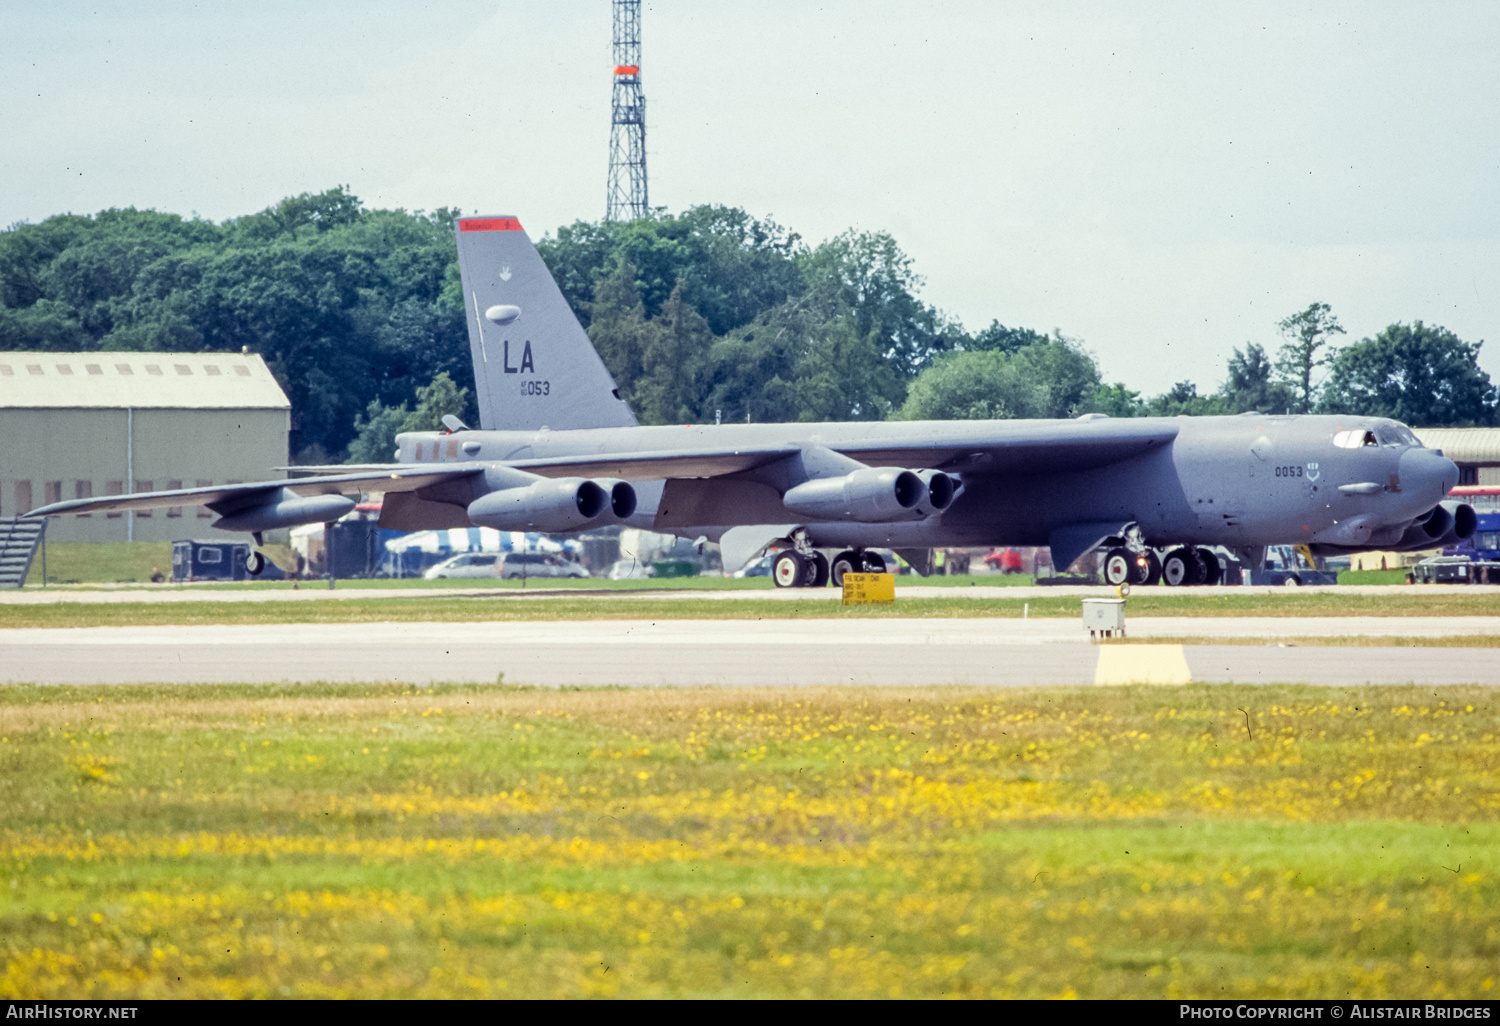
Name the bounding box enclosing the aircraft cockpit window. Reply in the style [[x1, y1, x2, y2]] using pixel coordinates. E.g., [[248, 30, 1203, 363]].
[[1396, 426, 1422, 447], [1375, 425, 1404, 447], [1332, 429, 1379, 449]]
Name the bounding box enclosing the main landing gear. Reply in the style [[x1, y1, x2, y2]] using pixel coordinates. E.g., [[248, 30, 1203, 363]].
[[1102, 548, 1159, 587], [246, 531, 266, 577], [773, 548, 885, 588], [1118, 546, 1222, 587]]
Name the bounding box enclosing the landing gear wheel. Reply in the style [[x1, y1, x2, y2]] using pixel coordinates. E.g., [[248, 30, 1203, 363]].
[[1185, 549, 1208, 585], [1134, 552, 1158, 585], [772, 550, 807, 588], [1103, 548, 1133, 587], [246, 550, 265, 577], [808, 551, 830, 588], [862, 551, 887, 574], [830, 551, 861, 588], [1196, 548, 1222, 585], [1162, 548, 1195, 587]]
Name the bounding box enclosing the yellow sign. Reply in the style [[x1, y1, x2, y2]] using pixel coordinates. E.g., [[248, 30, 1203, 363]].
[[842, 572, 895, 605]]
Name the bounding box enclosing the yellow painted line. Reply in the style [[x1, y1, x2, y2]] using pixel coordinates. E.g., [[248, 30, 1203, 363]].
[[1094, 644, 1192, 685]]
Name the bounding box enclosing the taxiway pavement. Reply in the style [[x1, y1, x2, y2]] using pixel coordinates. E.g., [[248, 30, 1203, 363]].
[[5, 618, 1500, 687]]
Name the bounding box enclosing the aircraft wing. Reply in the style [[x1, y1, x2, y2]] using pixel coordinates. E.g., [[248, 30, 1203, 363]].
[[23, 467, 480, 519], [289, 421, 1176, 484], [832, 419, 1180, 475], [286, 446, 803, 481]]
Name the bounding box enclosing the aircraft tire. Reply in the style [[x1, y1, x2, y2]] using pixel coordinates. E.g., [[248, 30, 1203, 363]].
[[246, 551, 265, 577], [1196, 548, 1222, 585], [1138, 551, 1161, 586], [830, 551, 860, 587], [808, 552, 830, 588], [1162, 548, 1194, 587], [862, 551, 888, 574], [1103, 548, 1133, 587], [772, 550, 808, 588], [1185, 549, 1208, 585]]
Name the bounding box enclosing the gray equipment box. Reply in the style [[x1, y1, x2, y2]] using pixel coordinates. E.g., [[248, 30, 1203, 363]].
[[1082, 597, 1126, 639]]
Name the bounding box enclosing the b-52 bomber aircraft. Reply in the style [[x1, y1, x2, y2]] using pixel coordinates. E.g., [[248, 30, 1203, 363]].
[[28, 214, 1474, 587]]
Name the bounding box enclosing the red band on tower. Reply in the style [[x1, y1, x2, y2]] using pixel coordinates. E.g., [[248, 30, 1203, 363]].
[[458, 217, 524, 233]]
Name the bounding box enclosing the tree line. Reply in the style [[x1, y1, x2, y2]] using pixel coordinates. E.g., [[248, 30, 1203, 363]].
[[1, 188, 1493, 464]]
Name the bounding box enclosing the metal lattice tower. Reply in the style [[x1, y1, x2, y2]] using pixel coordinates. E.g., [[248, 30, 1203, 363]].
[[606, 0, 648, 221]]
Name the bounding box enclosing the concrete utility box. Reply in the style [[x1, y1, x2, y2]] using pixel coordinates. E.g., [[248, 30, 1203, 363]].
[[1082, 597, 1126, 640]]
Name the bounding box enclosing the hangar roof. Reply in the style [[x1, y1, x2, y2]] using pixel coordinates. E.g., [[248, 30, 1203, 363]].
[[0, 352, 290, 410], [1414, 428, 1500, 466]]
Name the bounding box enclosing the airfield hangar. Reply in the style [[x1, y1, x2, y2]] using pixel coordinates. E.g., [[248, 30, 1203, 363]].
[[0, 351, 290, 542]]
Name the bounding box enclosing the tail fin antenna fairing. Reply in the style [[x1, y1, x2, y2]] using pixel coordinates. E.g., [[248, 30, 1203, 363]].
[[454, 216, 638, 432]]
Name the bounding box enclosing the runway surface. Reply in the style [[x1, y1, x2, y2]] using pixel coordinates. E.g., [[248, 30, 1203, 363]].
[[6, 582, 1498, 604], [6, 618, 1500, 687]]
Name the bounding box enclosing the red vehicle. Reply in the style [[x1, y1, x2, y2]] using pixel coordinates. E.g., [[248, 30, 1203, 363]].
[[984, 548, 1025, 574]]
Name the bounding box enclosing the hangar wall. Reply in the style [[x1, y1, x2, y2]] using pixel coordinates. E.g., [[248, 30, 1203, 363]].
[[0, 352, 290, 542]]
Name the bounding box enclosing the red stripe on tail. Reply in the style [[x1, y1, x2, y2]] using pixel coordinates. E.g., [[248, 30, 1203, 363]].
[[458, 217, 524, 232]]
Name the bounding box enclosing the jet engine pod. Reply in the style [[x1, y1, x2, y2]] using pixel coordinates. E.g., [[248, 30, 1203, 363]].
[[466, 477, 611, 532], [1388, 501, 1477, 551], [916, 470, 955, 511], [594, 478, 638, 521], [1443, 500, 1478, 541], [782, 467, 928, 523], [211, 490, 356, 533]]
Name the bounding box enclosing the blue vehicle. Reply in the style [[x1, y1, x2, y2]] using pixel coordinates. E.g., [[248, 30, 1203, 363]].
[[1433, 505, 1500, 583]]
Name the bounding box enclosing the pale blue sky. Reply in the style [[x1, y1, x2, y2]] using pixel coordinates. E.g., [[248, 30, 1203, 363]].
[[3, 1, 1497, 396]]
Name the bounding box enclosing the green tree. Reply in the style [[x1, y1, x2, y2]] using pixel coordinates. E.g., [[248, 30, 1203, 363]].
[[345, 399, 410, 464], [894, 337, 1101, 421], [1219, 342, 1296, 414], [1275, 302, 1345, 413], [632, 282, 710, 425], [1144, 381, 1227, 417], [1317, 321, 1496, 426], [1086, 382, 1146, 418], [967, 320, 1049, 354], [585, 259, 652, 404], [344, 371, 471, 463], [1011, 335, 1104, 417], [895, 349, 1047, 421]]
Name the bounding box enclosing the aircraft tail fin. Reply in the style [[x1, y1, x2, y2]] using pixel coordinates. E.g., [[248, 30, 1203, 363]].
[[454, 216, 637, 432]]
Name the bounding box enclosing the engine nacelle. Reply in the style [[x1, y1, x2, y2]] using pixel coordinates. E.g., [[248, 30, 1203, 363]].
[[212, 490, 356, 532], [1389, 501, 1476, 551], [782, 467, 928, 522], [595, 478, 639, 521], [915, 470, 956, 511], [466, 477, 614, 532]]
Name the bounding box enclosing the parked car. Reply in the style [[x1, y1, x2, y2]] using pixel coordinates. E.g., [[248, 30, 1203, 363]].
[[732, 553, 776, 578], [605, 558, 653, 580], [423, 553, 502, 579], [496, 552, 590, 580]]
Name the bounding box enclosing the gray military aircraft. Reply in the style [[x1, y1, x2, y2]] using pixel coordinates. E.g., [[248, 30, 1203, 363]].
[[27, 214, 1473, 587]]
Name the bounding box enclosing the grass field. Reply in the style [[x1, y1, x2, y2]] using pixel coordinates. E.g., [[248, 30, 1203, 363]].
[[6, 589, 1500, 630], [1, 681, 1495, 999], [24, 542, 175, 586]]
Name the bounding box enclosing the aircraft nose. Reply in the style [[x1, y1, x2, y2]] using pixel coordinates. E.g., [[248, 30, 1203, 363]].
[[1400, 446, 1460, 505]]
